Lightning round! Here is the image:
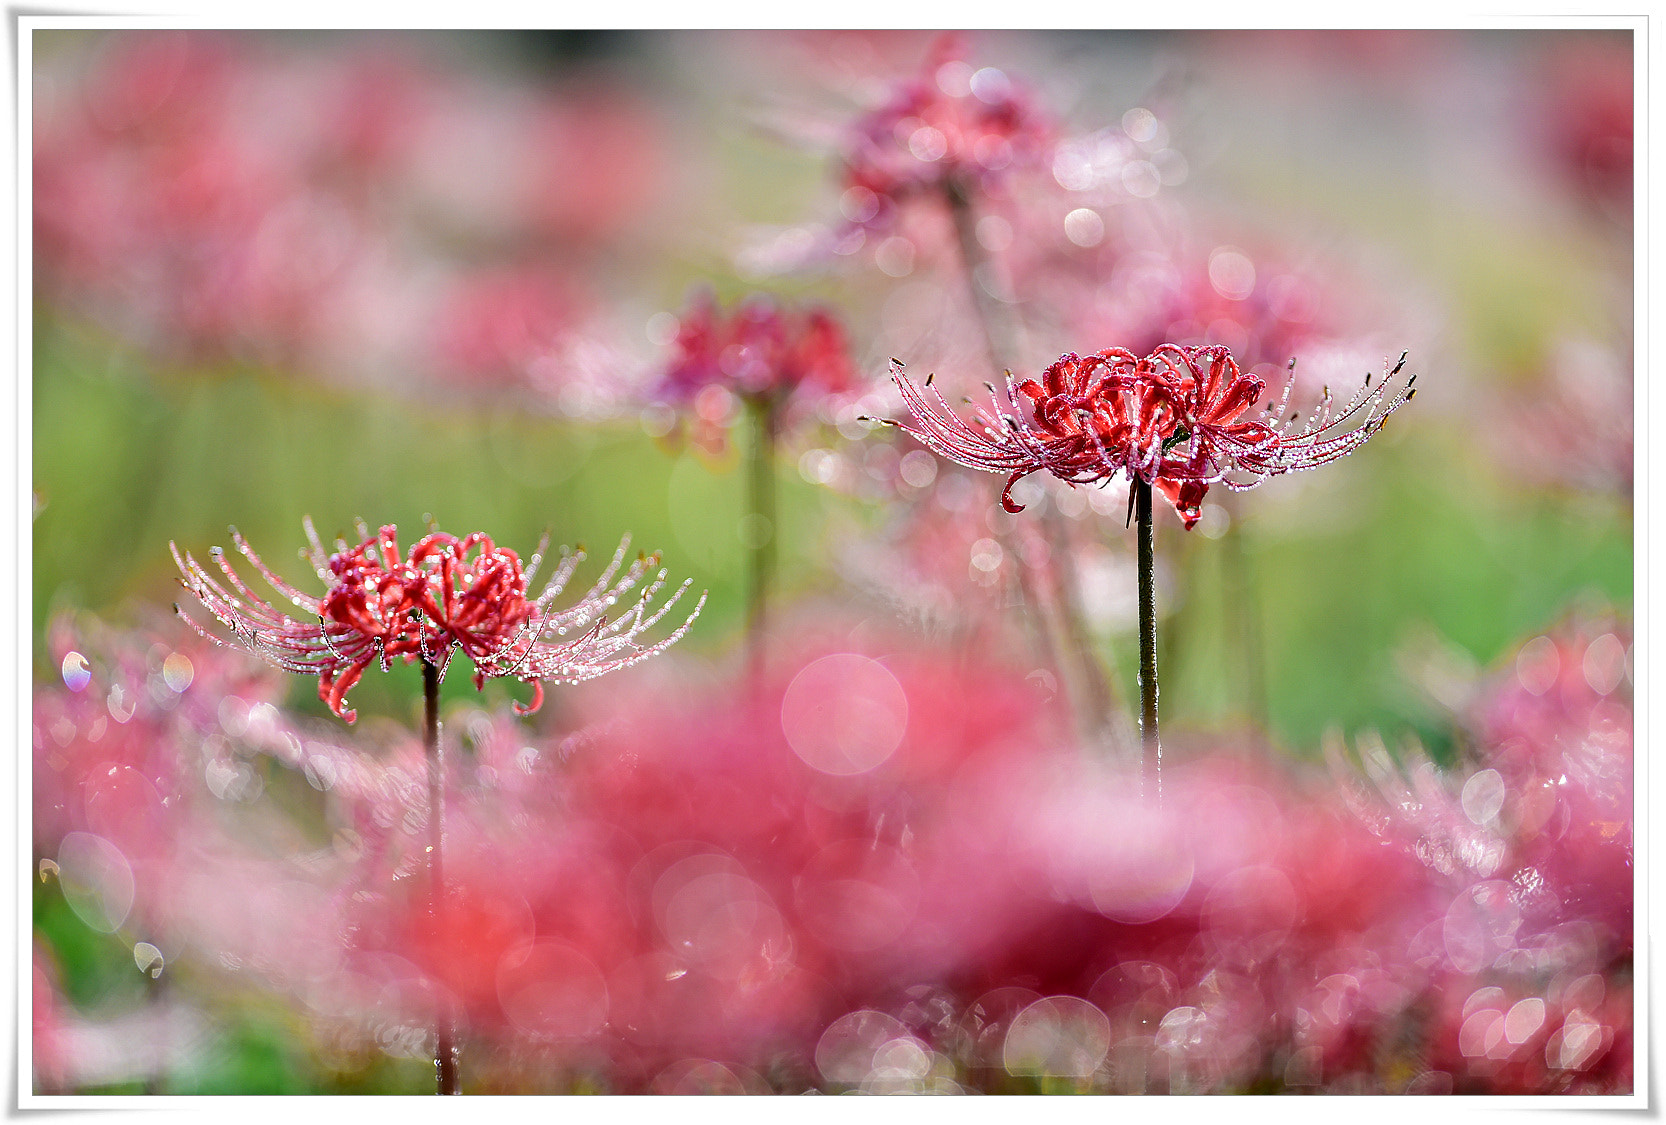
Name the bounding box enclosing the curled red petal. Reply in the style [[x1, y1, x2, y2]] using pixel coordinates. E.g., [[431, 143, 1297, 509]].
[[1000, 470, 1036, 513], [320, 660, 367, 723], [512, 678, 545, 717], [1156, 476, 1208, 530]]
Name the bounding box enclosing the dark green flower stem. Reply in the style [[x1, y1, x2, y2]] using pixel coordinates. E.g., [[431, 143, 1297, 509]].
[[1134, 478, 1161, 799], [423, 660, 459, 1095], [745, 394, 778, 679]]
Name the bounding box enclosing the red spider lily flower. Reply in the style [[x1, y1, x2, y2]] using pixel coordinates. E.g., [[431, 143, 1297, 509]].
[[660, 290, 858, 407], [1150, 344, 1417, 526], [839, 34, 1052, 229], [172, 519, 704, 724], [875, 344, 1416, 527], [875, 350, 1164, 515]]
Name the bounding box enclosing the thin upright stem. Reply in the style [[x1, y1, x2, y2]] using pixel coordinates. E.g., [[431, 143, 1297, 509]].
[[1134, 478, 1161, 800], [943, 179, 1009, 377], [1221, 499, 1269, 735], [745, 393, 778, 680], [943, 180, 1119, 746], [424, 660, 459, 1096]]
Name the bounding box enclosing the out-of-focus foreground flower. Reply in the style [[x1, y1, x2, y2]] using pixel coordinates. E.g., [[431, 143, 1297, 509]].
[[33, 614, 1631, 1093]]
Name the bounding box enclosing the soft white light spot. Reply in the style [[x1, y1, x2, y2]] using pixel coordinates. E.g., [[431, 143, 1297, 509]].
[[899, 450, 938, 489], [840, 185, 880, 224], [1194, 502, 1230, 539], [976, 214, 1013, 252], [106, 685, 136, 724], [495, 940, 609, 1039], [639, 402, 677, 438], [908, 125, 948, 163], [1459, 1008, 1503, 1057], [1460, 769, 1506, 827], [645, 311, 680, 347], [1063, 208, 1105, 248], [57, 832, 135, 934], [1155, 1005, 1207, 1052], [1089, 836, 1194, 924], [1121, 107, 1159, 143], [782, 654, 908, 776], [1552, 1015, 1604, 1070], [875, 236, 916, 277], [969, 537, 1004, 573], [1003, 996, 1111, 1077], [935, 60, 973, 98], [161, 652, 194, 693], [61, 652, 92, 692], [816, 1010, 914, 1085], [799, 448, 840, 486], [134, 942, 164, 978], [1582, 633, 1626, 696], [1505, 997, 1546, 1044], [1121, 160, 1160, 198], [1208, 246, 1257, 301], [1152, 148, 1188, 186], [1516, 635, 1560, 696], [1443, 881, 1521, 973], [969, 67, 1010, 104]]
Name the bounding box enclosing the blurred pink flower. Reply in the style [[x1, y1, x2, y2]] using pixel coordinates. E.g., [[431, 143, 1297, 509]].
[[432, 266, 590, 385], [660, 290, 859, 406], [522, 84, 668, 245], [1537, 34, 1632, 222], [1471, 619, 1633, 941], [840, 34, 1052, 231], [1496, 338, 1632, 497], [33, 32, 671, 385], [31, 945, 70, 1094], [172, 520, 702, 723]]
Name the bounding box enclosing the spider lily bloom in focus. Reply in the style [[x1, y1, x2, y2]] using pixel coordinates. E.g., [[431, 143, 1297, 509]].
[[1143, 344, 1418, 527], [171, 519, 705, 724], [875, 350, 1167, 515], [875, 343, 1416, 787], [876, 344, 1417, 526]]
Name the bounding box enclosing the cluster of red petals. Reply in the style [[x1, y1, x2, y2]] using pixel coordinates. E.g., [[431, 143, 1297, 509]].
[[314, 527, 538, 717], [883, 343, 1415, 528], [659, 290, 858, 406], [172, 520, 702, 724], [840, 36, 1052, 226]]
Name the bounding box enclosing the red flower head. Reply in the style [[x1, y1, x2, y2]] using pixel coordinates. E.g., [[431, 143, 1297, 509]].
[[876, 344, 1416, 527], [839, 35, 1052, 229], [172, 519, 704, 723], [1150, 345, 1417, 526], [659, 290, 859, 408]]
